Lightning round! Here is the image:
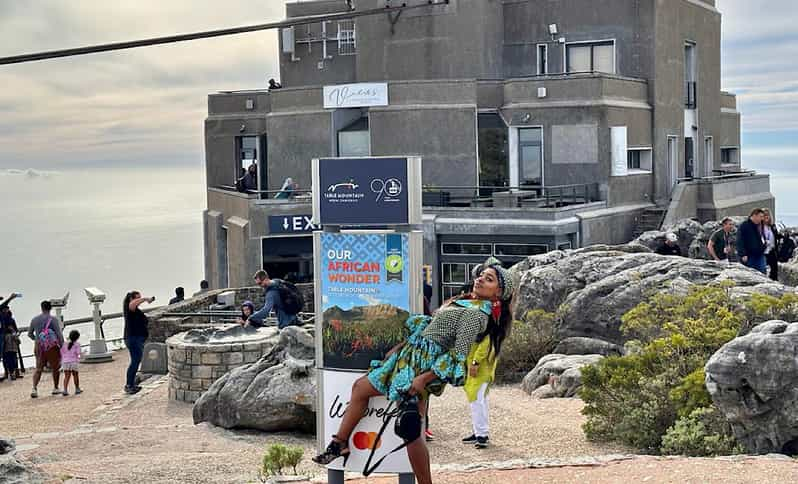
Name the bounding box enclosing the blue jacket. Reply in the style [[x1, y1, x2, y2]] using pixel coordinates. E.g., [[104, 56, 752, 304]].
[[249, 280, 298, 329], [736, 219, 765, 259]]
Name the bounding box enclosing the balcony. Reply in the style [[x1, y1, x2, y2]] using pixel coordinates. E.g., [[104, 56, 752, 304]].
[[685, 81, 697, 109], [422, 183, 601, 209]]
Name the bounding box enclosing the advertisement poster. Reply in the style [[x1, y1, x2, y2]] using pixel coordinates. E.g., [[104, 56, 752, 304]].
[[316, 157, 410, 226], [320, 370, 410, 473], [320, 232, 411, 370]]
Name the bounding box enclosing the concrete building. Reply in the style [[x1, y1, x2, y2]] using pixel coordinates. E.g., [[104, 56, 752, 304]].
[[203, 0, 773, 302]]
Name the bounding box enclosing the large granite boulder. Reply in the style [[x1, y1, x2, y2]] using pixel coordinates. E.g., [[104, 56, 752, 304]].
[[193, 326, 316, 432], [634, 219, 703, 256], [0, 438, 46, 484], [686, 217, 747, 261], [513, 249, 789, 344], [553, 337, 624, 357], [521, 354, 604, 398], [705, 321, 798, 455]]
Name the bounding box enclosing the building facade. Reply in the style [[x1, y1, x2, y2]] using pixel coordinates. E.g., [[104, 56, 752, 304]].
[[203, 0, 773, 303]]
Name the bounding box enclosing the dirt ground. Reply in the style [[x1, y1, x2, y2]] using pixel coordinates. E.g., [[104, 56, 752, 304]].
[[3, 350, 797, 483]]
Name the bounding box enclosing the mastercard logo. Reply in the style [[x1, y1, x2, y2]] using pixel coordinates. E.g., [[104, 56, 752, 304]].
[[352, 431, 382, 450]]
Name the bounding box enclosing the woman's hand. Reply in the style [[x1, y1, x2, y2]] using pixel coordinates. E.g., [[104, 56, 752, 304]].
[[469, 364, 479, 377]]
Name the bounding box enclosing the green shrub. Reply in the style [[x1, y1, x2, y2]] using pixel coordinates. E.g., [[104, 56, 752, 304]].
[[660, 406, 742, 456], [580, 284, 742, 453], [260, 444, 304, 479], [739, 292, 798, 335], [496, 309, 560, 383]]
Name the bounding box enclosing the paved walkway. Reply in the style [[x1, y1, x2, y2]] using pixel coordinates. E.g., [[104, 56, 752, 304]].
[[2, 351, 797, 483]]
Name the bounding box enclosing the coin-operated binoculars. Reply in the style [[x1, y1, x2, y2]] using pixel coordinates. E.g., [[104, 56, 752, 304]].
[[83, 287, 113, 363]]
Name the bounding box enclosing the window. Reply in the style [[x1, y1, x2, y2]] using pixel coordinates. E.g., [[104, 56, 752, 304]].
[[566, 41, 615, 73], [519, 127, 543, 186], [337, 117, 369, 157], [685, 42, 697, 108], [478, 114, 509, 189], [704, 137, 714, 176], [494, 244, 548, 257], [537, 44, 548, 75], [721, 148, 739, 165], [338, 20, 356, 55], [442, 263, 467, 284], [627, 148, 652, 171], [441, 243, 492, 256], [236, 136, 259, 186]]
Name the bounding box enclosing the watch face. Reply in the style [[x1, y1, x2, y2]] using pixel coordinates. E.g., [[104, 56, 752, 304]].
[[385, 254, 404, 274]]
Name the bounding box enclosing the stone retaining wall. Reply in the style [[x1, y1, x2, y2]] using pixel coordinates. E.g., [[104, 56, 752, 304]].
[[166, 329, 277, 403]]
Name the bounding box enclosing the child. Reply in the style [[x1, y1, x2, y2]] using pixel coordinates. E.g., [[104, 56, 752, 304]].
[[462, 334, 498, 449], [60, 330, 82, 396]]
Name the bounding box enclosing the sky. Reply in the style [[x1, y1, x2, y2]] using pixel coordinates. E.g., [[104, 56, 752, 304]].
[[0, 0, 795, 172]]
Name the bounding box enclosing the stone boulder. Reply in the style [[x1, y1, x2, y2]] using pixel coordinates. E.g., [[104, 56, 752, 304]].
[[193, 326, 316, 433], [553, 337, 624, 357], [686, 216, 747, 261], [513, 249, 789, 344], [705, 320, 798, 455], [0, 438, 46, 484], [634, 219, 703, 256], [521, 354, 604, 398]]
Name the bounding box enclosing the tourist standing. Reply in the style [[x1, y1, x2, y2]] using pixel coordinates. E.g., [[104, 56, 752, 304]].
[[60, 330, 82, 396], [1, 306, 21, 381], [462, 332, 499, 449], [193, 280, 210, 297], [28, 300, 64, 398], [707, 217, 735, 262], [123, 291, 154, 394], [762, 209, 780, 281], [169, 287, 185, 305], [736, 208, 767, 274], [249, 270, 301, 329], [655, 233, 682, 256]]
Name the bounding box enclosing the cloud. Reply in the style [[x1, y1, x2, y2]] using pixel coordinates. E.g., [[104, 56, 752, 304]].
[[359, 294, 381, 306], [0, 1, 286, 169]]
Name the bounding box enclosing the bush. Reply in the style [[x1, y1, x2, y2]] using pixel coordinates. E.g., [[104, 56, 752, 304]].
[[580, 284, 742, 453], [661, 406, 742, 456], [260, 444, 304, 479], [496, 309, 560, 383]]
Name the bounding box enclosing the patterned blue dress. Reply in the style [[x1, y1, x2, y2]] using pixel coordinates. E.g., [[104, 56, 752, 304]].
[[367, 299, 491, 402]]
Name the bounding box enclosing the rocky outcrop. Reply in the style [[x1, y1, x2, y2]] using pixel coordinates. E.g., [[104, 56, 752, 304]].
[[0, 438, 45, 484], [513, 249, 789, 344], [632, 217, 751, 261], [193, 326, 316, 433], [553, 337, 625, 357], [521, 354, 604, 398], [705, 321, 798, 455]]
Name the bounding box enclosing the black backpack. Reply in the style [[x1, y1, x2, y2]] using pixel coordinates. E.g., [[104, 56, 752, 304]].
[[778, 236, 796, 263], [272, 280, 304, 315]]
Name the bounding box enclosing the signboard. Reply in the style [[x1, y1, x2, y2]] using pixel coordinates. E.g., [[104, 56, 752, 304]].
[[318, 232, 412, 371], [312, 157, 422, 226], [320, 370, 410, 473], [268, 214, 319, 235], [323, 82, 389, 109]]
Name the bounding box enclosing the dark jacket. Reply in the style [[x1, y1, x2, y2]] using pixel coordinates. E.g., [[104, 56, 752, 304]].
[[736, 219, 765, 259]]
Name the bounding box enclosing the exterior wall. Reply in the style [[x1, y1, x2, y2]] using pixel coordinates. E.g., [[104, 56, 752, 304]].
[[503, 0, 656, 80], [696, 175, 775, 222], [720, 92, 741, 155], [652, 0, 722, 200], [266, 111, 332, 191], [578, 203, 653, 245], [608, 173, 654, 206]]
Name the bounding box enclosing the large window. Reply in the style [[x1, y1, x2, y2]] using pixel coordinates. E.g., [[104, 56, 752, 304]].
[[566, 41, 615, 73], [337, 117, 370, 157], [478, 114, 509, 189], [519, 127, 543, 186], [627, 148, 652, 172], [337, 20, 356, 55]]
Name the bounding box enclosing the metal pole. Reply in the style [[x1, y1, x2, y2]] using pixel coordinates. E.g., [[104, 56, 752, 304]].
[[84, 301, 113, 363]]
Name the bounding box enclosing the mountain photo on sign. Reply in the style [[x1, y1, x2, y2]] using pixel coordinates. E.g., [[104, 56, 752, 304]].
[[323, 304, 410, 370]]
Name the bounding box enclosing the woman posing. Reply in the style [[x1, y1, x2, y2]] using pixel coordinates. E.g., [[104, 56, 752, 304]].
[[313, 257, 515, 484]]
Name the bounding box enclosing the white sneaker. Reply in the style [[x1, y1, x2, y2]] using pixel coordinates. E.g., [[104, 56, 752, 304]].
[[51, 388, 61, 395], [30, 388, 38, 398]]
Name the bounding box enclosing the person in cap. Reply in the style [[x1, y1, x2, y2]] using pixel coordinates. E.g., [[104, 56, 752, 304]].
[[656, 233, 682, 256], [313, 257, 515, 484]]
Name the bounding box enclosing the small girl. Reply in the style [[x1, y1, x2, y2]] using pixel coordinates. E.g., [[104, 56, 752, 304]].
[[60, 330, 82, 396], [462, 332, 499, 449]]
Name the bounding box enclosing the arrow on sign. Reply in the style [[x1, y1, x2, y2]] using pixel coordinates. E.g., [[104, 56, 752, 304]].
[[283, 218, 290, 230]]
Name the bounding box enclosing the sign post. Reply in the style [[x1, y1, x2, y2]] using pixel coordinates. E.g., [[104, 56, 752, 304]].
[[313, 157, 422, 483]]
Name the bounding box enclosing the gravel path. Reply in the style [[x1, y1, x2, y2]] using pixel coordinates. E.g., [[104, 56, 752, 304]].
[[3, 353, 796, 483]]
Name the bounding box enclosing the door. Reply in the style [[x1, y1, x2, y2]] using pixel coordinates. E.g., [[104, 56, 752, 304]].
[[667, 136, 678, 190], [684, 137, 694, 179]]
